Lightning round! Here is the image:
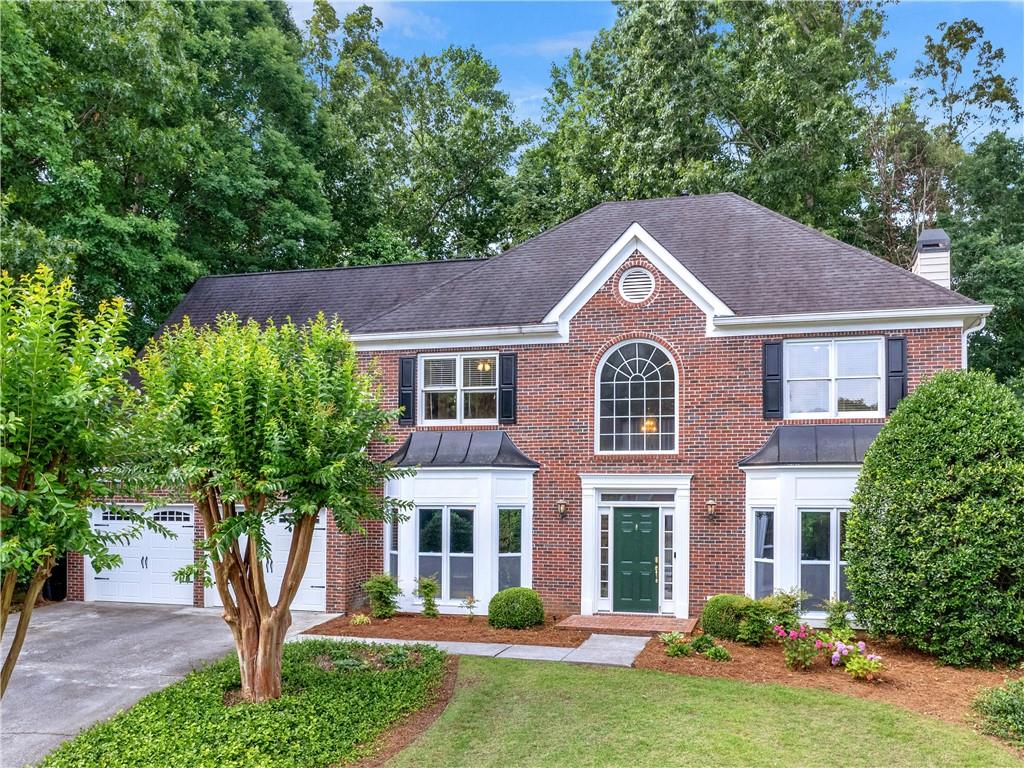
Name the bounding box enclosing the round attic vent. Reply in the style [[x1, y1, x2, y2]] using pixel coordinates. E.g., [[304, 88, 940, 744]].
[[618, 267, 655, 303]]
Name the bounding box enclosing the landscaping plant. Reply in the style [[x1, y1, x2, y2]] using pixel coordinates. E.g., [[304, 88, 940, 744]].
[[823, 598, 854, 642], [704, 644, 732, 662], [350, 614, 371, 626], [132, 314, 410, 701], [774, 624, 819, 671], [736, 602, 773, 646], [363, 574, 402, 619], [973, 678, 1024, 747], [461, 595, 479, 621], [487, 587, 545, 629], [0, 266, 158, 697], [690, 633, 716, 654], [846, 370, 1024, 667], [700, 594, 754, 640], [415, 577, 440, 618], [659, 632, 693, 658]]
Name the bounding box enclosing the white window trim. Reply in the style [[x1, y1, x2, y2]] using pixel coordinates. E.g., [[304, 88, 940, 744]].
[[418, 352, 499, 426], [593, 339, 679, 455], [783, 337, 885, 419], [797, 506, 850, 616]]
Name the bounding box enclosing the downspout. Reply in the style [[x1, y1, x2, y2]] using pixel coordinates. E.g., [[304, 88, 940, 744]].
[[961, 316, 987, 369]]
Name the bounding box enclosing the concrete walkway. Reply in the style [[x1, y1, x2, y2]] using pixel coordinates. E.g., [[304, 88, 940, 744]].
[[294, 632, 649, 667]]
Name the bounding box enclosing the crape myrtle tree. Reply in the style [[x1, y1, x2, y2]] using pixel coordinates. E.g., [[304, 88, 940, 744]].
[[130, 313, 409, 701], [846, 370, 1024, 666], [0, 266, 156, 696]]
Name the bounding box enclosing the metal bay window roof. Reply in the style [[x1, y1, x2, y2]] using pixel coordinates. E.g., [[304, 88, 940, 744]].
[[739, 424, 883, 467], [387, 430, 539, 469]]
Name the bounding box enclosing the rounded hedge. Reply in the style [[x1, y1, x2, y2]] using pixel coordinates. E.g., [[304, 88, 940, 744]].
[[700, 594, 754, 640], [487, 587, 545, 629], [847, 370, 1024, 667]]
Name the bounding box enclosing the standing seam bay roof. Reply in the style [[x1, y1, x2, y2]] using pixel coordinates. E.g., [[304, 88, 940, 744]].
[[163, 193, 978, 334]]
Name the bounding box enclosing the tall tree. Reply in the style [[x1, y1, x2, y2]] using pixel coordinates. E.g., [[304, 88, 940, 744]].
[[131, 315, 407, 702], [0, 266, 153, 696]]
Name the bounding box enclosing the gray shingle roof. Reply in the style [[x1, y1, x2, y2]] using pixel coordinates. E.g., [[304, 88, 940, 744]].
[[386, 430, 539, 468], [165, 193, 978, 334], [739, 424, 883, 466]]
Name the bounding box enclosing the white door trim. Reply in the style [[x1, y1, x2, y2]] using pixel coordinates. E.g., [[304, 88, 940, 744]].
[[579, 473, 692, 618]]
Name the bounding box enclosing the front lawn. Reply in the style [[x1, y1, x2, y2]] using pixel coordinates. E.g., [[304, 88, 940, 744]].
[[391, 657, 1020, 767], [41, 639, 446, 768]]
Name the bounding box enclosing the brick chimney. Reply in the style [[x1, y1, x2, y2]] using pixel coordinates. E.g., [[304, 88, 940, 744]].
[[912, 229, 951, 289]]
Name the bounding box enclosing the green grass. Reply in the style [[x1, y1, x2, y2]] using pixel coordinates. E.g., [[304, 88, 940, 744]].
[[391, 657, 1019, 768], [41, 640, 445, 768]]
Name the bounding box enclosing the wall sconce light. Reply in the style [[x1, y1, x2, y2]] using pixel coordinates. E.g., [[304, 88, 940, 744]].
[[705, 498, 718, 521], [557, 499, 568, 520]]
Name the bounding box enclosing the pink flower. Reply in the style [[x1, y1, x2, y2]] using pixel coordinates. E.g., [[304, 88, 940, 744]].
[[789, 630, 798, 640], [857, 641, 866, 652], [815, 640, 823, 649]]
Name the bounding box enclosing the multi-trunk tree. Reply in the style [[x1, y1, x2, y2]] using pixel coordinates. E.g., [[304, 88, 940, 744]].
[[130, 314, 408, 701]]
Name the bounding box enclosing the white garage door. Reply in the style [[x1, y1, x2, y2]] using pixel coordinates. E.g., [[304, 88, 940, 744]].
[[206, 511, 327, 612], [89, 505, 196, 605]]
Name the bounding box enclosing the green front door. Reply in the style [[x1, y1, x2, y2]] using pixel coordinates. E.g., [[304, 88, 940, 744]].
[[612, 507, 659, 613]]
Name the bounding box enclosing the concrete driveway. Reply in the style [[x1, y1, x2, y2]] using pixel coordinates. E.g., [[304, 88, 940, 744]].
[[0, 601, 335, 767]]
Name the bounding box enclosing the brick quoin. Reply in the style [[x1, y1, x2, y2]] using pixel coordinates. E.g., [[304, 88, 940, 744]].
[[65, 253, 963, 617]]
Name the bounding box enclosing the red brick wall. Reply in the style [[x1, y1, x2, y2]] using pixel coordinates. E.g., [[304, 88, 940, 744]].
[[355, 253, 962, 616]]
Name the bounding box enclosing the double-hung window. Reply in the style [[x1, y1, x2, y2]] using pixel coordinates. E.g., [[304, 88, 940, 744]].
[[497, 508, 523, 591], [386, 518, 399, 578], [417, 507, 474, 601], [753, 507, 774, 599], [784, 339, 883, 418], [799, 507, 851, 611], [420, 353, 498, 424]]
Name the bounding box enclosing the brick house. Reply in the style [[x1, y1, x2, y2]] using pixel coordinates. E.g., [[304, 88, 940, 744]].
[[67, 194, 989, 623]]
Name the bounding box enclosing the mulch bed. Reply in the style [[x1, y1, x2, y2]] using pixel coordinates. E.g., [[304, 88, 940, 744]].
[[353, 655, 460, 768], [306, 613, 590, 648], [634, 635, 1024, 727]]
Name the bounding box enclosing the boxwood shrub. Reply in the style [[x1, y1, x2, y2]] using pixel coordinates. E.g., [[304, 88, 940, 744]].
[[488, 587, 545, 629], [846, 370, 1024, 667], [700, 594, 754, 640], [41, 639, 445, 768]]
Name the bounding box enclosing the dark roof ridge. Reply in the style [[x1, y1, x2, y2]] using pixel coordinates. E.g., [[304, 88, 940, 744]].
[[725, 193, 980, 306]]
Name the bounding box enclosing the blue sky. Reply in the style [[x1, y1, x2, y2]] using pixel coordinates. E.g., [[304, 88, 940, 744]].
[[288, 1, 1023, 131]]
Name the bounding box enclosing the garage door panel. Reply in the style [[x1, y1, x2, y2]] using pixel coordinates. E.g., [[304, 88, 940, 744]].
[[89, 507, 195, 606]]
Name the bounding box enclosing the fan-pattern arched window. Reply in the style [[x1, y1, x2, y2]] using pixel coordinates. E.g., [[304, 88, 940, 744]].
[[597, 341, 676, 452]]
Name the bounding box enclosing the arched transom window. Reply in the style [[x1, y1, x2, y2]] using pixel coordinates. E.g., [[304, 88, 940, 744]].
[[597, 340, 676, 452]]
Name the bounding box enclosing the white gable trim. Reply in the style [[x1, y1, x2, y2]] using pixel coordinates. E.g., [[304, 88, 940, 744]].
[[542, 222, 733, 336]]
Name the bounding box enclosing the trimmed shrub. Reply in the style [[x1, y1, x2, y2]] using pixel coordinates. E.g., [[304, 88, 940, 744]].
[[415, 577, 440, 618], [973, 679, 1024, 746], [736, 601, 772, 646], [700, 594, 754, 640], [363, 573, 402, 619], [488, 587, 545, 629], [760, 589, 801, 631], [847, 370, 1024, 666]]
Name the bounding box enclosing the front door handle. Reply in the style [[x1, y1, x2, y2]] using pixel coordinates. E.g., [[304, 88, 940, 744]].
[[654, 555, 659, 583]]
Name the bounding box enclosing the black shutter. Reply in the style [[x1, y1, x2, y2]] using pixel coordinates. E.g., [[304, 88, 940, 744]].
[[498, 352, 517, 424], [398, 356, 416, 426], [762, 342, 783, 419], [886, 337, 908, 414]]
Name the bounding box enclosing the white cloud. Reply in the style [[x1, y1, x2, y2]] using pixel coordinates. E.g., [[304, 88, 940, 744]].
[[287, 1, 447, 39], [492, 30, 597, 57]]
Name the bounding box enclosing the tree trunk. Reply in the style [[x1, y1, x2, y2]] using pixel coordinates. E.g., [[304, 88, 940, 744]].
[[1, 558, 53, 697]]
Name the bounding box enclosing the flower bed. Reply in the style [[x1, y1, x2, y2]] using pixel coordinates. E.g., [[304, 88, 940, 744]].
[[306, 613, 590, 647], [634, 634, 1024, 726]]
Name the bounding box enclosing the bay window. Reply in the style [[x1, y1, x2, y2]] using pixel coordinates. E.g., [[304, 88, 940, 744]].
[[418, 507, 475, 601], [784, 339, 883, 418], [753, 507, 774, 599], [799, 507, 851, 611], [420, 353, 498, 424], [497, 507, 523, 591]]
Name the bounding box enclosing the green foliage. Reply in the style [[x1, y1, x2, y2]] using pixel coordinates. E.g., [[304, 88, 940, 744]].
[[350, 614, 371, 626], [704, 644, 731, 662], [736, 602, 772, 646], [690, 634, 715, 654], [0, 266, 146, 578], [847, 370, 1024, 666], [659, 632, 692, 657], [758, 589, 803, 632], [973, 678, 1024, 747], [775, 625, 819, 671], [700, 595, 754, 641], [824, 599, 853, 639], [363, 574, 402, 619], [415, 577, 440, 618], [487, 587, 545, 630], [40, 639, 446, 768]]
